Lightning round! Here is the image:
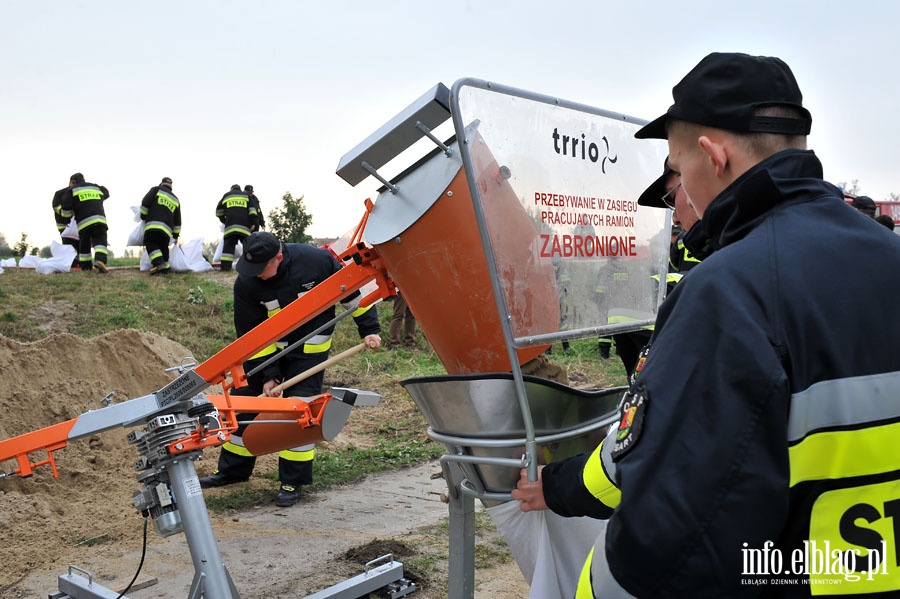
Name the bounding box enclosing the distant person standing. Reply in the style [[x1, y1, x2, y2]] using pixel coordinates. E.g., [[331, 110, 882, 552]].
[[140, 176, 181, 275], [51, 186, 79, 266], [58, 172, 110, 273], [245, 185, 265, 231], [389, 291, 417, 349], [215, 184, 258, 271]]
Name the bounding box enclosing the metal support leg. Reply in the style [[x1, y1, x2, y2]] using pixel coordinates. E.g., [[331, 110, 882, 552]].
[[166, 457, 239, 599], [447, 487, 475, 599]]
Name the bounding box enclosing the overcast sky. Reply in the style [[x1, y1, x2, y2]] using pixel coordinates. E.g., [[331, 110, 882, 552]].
[[2, 1, 897, 252]]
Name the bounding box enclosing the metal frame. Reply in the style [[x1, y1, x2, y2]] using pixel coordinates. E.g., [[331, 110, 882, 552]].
[[332, 78, 658, 599], [448, 77, 650, 484]]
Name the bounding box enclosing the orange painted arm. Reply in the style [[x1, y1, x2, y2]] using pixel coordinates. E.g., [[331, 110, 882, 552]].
[[0, 420, 77, 478]]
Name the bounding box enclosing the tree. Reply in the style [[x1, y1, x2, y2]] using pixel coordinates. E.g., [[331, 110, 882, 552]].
[[0, 233, 9, 257], [267, 192, 313, 244], [12, 233, 33, 258], [836, 179, 860, 195]]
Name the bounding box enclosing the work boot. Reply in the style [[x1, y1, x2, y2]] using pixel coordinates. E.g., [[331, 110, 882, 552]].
[[275, 484, 301, 507], [599, 341, 611, 360], [94, 261, 108, 274], [199, 471, 249, 489]]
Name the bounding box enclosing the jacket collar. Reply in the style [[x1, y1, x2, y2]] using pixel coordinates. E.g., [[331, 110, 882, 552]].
[[702, 149, 830, 249]]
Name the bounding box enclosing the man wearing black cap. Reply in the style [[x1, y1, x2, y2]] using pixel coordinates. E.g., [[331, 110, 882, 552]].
[[140, 177, 181, 275], [215, 184, 258, 271], [200, 231, 382, 507], [244, 185, 266, 231], [517, 53, 900, 596], [58, 172, 111, 273], [637, 157, 710, 273], [851, 194, 877, 218]]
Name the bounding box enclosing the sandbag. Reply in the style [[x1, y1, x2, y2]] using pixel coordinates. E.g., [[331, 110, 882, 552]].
[[18, 255, 41, 269], [171, 239, 212, 272], [61, 218, 80, 241], [35, 241, 78, 274], [487, 499, 606, 599], [212, 235, 242, 264], [127, 206, 145, 247]]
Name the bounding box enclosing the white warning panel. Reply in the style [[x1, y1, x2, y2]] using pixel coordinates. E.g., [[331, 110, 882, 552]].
[[452, 80, 669, 342]]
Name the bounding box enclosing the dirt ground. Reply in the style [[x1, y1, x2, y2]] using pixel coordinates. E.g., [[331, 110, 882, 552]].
[[0, 330, 530, 598]]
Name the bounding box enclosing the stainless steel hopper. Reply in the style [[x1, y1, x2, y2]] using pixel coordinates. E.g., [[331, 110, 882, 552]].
[[403, 374, 624, 500]]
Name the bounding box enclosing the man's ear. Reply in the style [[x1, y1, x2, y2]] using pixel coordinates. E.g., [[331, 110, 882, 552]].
[[698, 135, 728, 179]]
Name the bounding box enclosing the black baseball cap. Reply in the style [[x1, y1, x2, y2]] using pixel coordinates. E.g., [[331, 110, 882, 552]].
[[637, 157, 676, 208], [635, 52, 812, 140], [851, 195, 876, 211], [236, 232, 281, 276], [161, 176, 173, 185]]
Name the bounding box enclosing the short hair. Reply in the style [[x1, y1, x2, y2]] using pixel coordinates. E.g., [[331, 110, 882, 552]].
[[669, 106, 807, 161], [734, 106, 808, 158], [70, 172, 85, 184]]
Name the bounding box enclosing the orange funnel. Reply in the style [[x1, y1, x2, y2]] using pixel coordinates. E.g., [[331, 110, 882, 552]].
[[367, 133, 559, 374]]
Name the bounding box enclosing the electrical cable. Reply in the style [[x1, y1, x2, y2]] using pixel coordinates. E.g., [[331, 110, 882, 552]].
[[115, 516, 149, 599]]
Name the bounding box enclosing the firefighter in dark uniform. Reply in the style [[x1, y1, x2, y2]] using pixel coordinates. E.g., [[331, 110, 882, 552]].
[[245, 185, 265, 231], [200, 231, 382, 507], [51, 186, 79, 267], [215, 184, 258, 271], [58, 172, 110, 273], [515, 53, 900, 597], [140, 176, 181, 275]]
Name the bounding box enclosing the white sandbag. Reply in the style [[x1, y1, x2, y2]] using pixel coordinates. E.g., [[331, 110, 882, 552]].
[[61, 218, 80, 241], [35, 241, 77, 274], [175, 238, 212, 272], [140, 249, 152, 271], [487, 499, 606, 599], [127, 206, 145, 247], [212, 235, 242, 264], [18, 255, 41, 269], [0, 258, 16, 268]]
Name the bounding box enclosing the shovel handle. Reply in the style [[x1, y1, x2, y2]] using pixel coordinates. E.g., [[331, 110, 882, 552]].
[[269, 342, 368, 396]]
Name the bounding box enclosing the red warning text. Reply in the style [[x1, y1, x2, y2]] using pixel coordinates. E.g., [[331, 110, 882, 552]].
[[540, 234, 636, 258]]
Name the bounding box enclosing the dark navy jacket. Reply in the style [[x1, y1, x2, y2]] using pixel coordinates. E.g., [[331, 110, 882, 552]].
[[233, 243, 381, 383], [546, 150, 900, 597]]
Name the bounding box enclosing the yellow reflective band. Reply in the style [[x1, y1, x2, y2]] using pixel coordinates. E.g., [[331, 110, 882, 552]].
[[279, 448, 315, 462], [77, 215, 107, 230], [575, 547, 595, 599], [807, 480, 899, 593], [583, 441, 621, 510], [304, 338, 332, 354], [351, 304, 373, 318], [789, 421, 900, 487], [249, 343, 278, 360], [267, 307, 281, 318], [223, 441, 255, 457]]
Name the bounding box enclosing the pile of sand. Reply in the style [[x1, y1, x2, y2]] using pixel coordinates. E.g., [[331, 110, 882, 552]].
[[0, 330, 195, 590]]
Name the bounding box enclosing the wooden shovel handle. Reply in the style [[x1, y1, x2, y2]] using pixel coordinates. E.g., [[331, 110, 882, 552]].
[[269, 342, 367, 396]]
